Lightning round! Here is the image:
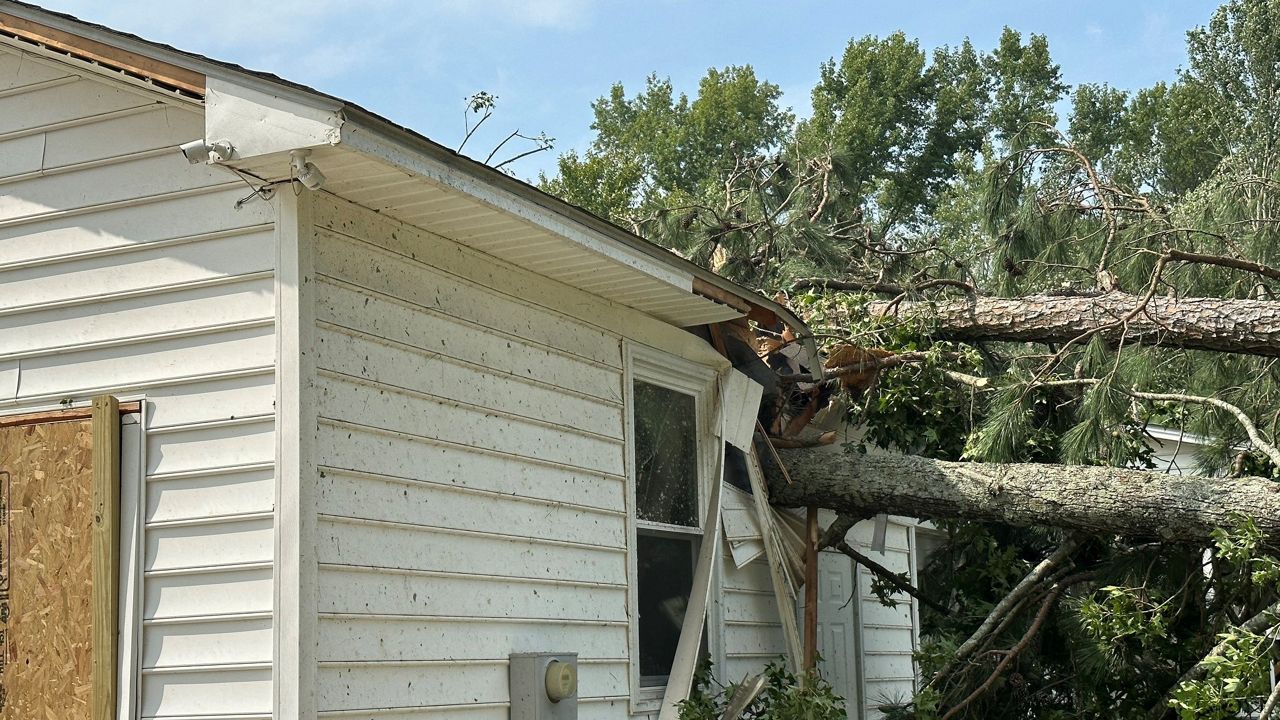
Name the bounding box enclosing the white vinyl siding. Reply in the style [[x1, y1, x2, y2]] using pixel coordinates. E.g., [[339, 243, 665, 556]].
[[0, 44, 276, 720], [849, 519, 919, 719], [720, 554, 790, 682], [309, 194, 637, 717]]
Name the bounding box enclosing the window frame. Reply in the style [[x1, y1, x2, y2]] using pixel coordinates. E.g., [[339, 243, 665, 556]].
[[625, 343, 721, 714]]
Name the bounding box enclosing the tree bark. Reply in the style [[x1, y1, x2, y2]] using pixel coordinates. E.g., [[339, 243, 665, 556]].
[[871, 291, 1280, 357], [763, 449, 1280, 541]]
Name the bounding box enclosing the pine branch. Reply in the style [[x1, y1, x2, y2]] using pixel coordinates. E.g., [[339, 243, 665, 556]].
[[941, 571, 1094, 720], [1037, 378, 1280, 469], [1165, 247, 1280, 283], [791, 277, 977, 296]]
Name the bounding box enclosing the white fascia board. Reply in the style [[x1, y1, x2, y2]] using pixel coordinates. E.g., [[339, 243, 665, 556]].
[[205, 76, 343, 160], [338, 120, 695, 293]]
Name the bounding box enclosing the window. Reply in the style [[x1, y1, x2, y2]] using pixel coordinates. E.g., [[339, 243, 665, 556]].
[[627, 348, 716, 709], [634, 381, 699, 687]]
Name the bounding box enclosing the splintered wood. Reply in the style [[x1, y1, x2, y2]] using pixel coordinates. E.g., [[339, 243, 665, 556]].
[[0, 418, 95, 719]]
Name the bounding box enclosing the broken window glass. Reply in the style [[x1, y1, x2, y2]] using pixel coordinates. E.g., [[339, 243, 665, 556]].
[[633, 380, 697, 527]]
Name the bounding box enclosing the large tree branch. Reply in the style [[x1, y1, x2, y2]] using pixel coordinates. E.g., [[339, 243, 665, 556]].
[[761, 450, 1280, 542], [871, 292, 1280, 357], [1166, 247, 1280, 283]]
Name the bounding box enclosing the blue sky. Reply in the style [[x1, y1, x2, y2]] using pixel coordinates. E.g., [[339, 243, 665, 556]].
[[41, 1, 1218, 181]]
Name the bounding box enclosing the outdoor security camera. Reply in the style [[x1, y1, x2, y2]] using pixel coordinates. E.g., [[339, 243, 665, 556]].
[[290, 149, 326, 190], [180, 138, 234, 164]]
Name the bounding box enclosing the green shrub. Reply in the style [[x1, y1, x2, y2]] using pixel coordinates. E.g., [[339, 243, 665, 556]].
[[678, 660, 846, 720]]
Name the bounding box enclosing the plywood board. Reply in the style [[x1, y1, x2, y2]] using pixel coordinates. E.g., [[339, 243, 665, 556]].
[[0, 416, 95, 719]]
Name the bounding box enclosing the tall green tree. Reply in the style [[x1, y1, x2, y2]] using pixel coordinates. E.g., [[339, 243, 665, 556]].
[[800, 34, 989, 235], [984, 28, 1068, 149], [538, 66, 792, 223]]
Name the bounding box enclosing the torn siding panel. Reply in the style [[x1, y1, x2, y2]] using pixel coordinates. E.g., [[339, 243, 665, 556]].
[[0, 45, 276, 719], [723, 501, 922, 718]]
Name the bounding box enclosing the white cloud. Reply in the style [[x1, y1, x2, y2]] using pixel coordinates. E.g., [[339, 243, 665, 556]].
[[1085, 22, 1103, 39]]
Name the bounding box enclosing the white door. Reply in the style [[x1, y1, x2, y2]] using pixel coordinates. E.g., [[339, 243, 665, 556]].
[[815, 550, 859, 716]]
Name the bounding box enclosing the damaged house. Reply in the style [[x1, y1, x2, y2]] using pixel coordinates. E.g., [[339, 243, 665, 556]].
[[0, 3, 928, 719]]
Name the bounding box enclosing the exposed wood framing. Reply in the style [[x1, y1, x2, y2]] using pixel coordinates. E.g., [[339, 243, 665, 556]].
[[0, 11, 204, 95], [692, 277, 752, 315], [90, 395, 120, 720]]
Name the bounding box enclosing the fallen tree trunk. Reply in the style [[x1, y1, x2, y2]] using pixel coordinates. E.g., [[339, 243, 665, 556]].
[[763, 448, 1280, 541], [871, 292, 1280, 357]]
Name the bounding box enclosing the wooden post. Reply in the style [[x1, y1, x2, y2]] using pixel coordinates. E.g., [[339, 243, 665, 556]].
[[804, 504, 819, 673], [91, 395, 120, 720]]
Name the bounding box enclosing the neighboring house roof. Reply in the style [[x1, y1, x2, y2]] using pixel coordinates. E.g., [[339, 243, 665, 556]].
[[1146, 425, 1214, 449], [0, 0, 815, 358]]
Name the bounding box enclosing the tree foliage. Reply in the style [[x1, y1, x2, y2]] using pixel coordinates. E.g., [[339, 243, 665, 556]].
[[538, 67, 792, 221], [542, 1, 1280, 717]]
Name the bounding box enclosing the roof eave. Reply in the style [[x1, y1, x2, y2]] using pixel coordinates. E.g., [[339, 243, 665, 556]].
[[338, 105, 814, 340]]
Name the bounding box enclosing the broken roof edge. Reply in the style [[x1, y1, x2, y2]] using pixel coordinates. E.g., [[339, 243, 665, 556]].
[[0, 0, 819, 369]]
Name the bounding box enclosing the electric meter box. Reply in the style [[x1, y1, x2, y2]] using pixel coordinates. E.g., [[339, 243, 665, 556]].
[[510, 652, 578, 720]]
